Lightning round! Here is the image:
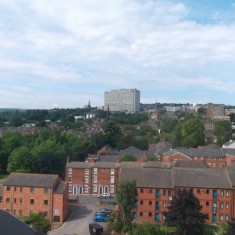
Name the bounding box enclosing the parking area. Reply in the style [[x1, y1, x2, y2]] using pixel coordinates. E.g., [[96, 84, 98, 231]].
[[49, 195, 115, 235]]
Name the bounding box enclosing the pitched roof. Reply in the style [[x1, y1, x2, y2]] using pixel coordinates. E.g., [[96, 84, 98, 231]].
[[66, 162, 92, 168], [3, 173, 59, 188], [171, 160, 207, 169], [223, 140, 235, 147], [93, 162, 118, 168], [226, 169, 235, 186], [173, 168, 232, 189], [54, 181, 67, 194], [143, 161, 171, 169], [222, 148, 235, 157], [119, 146, 146, 159], [120, 168, 174, 188], [146, 142, 172, 157], [0, 210, 44, 235], [119, 162, 143, 168]]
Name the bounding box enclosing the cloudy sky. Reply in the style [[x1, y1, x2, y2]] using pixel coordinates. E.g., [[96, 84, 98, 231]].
[[0, 0, 235, 109]]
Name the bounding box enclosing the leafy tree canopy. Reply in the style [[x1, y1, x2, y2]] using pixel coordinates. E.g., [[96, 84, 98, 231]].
[[120, 155, 136, 162], [164, 189, 208, 235], [214, 120, 232, 146]]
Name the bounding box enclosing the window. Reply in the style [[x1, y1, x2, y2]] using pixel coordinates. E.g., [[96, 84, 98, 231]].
[[44, 200, 48, 205], [30, 199, 34, 205], [13, 209, 16, 215], [149, 212, 152, 217], [93, 168, 97, 174], [43, 211, 48, 217], [19, 210, 22, 216], [30, 210, 34, 215], [44, 188, 49, 194], [221, 190, 224, 196], [140, 212, 143, 216], [20, 187, 22, 192], [85, 168, 89, 175], [14, 187, 17, 192], [140, 189, 143, 193], [197, 189, 201, 194], [225, 215, 229, 221], [110, 169, 115, 175], [20, 199, 22, 204], [68, 168, 72, 174], [208, 157, 211, 160], [93, 175, 97, 183], [54, 209, 60, 215], [6, 198, 10, 203], [220, 215, 224, 221], [85, 176, 89, 184], [110, 176, 115, 184], [14, 198, 16, 203], [68, 176, 72, 182], [6, 186, 10, 192], [30, 187, 34, 193], [85, 185, 89, 193], [208, 163, 211, 167], [149, 189, 152, 194], [110, 185, 115, 193], [220, 203, 224, 208], [163, 202, 166, 208], [168, 190, 171, 196], [206, 189, 209, 194], [219, 163, 222, 167], [206, 201, 209, 206], [69, 185, 72, 192], [226, 203, 229, 209], [163, 190, 166, 196], [226, 190, 229, 197], [93, 185, 97, 193], [149, 200, 152, 205], [140, 200, 143, 205], [5, 209, 10, 213]]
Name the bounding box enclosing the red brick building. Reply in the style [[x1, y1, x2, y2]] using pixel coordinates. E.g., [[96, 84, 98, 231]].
[[121, 166, 235, 224], [0, 173, 68, 222]]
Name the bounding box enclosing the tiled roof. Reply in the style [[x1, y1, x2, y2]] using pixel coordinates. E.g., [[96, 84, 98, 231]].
[[0, 210, 43, 235], [227, 169, 235, 186], [3, 173, 59, 188], [171, 160, 207, 169], [222, 148, 235, 157], [143, 161, 171, 168], [173, 168, 232, 189], [66, 162, 92, 168], [120, 168, 174, 188], [119, 146, 146, 159], [98, 155, 118, 162], [119, 162, 143, 168], [54, 181, 67, 194], [93, 162, 118, 168]]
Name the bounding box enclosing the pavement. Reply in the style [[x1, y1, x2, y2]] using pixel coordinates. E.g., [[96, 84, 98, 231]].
[[48, 195, 115, 235]]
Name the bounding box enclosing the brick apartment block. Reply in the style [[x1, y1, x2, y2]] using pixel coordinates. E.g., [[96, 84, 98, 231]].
[[0, 173, 68, 222]]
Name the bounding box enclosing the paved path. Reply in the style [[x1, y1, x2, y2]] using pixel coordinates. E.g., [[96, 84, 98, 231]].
[[49, 196, 114, 235]]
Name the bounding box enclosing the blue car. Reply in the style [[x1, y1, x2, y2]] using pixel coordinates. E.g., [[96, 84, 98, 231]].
[[93, 213, 109, 222]]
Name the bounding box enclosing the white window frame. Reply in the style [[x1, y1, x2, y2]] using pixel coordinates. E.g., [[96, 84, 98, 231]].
[[85, 176, 89, 184], [85, 185, 89, 193], [93, 175, 97, 183], [93, 185, 97, 193], [226, 203, 229, 209], [68, 168, 72, 174], [110, 169, 115, 175], [221, 190, 224, 196], [110, 185, 115, 193], [94, 168, 97, 174], [220, 202, 224, 208], [220, 215, 224, 221], [110, 176, 115, 184], [226, 190, 229, 197], [54, 209, 60, 215], [225, 215, 229, 221], [85, 169, 89, 175]]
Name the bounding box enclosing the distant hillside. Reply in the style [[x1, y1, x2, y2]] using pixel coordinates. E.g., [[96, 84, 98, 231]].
[[0, 108, 25, 113]]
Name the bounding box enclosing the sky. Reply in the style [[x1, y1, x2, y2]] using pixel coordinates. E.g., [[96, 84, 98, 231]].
[[0, 0, 235, 109]]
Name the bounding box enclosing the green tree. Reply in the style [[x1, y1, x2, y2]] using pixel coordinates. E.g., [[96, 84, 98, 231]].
[[23, 212, 51, 234], [164, 189, 208, 235], [120, 155, 137, 162], [7, 146, 36, 173], [162, 119, 179, 134], [116, 179, 138, 225], [214, 120, 232, 146], [104, 121, 122, 148], [181, 118, 205, 147]]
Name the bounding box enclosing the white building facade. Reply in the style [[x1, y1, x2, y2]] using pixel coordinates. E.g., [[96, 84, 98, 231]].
[[104, 89, 140, 112]]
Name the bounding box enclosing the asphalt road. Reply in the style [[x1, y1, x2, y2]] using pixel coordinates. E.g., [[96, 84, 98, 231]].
[[49, 196, 115, 235]]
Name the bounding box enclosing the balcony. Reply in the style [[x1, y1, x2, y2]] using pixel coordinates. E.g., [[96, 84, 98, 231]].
[[212, 206, 217, 213], [213, 194, 218, 200], [156, 190, 160, 199]]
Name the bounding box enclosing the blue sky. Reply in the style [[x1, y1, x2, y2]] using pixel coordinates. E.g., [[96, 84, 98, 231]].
[[0, 0, 235, 109]]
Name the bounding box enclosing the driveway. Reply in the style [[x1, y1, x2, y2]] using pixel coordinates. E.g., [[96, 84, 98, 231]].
[[49, 196, 115, 235]]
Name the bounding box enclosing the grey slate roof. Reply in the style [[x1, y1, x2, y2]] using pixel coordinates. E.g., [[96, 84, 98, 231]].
[[222, 148, 235, 156], [3, 173, 59, 188], [173, 168, 232, 189], [98, 154, 118, 162], [119, 146, 146, 160], [0, 210, 44, 235], [226, 169, 235, 187], [93, 162, 118, 168], [146, 142, 172, 157], [143, 161, 171, 169], [54, 181, 67, 194], [119, 162, 143, 168], [120, 168, 174, 188], [66, 162, 92, 168], [171, 160, 207, 169]]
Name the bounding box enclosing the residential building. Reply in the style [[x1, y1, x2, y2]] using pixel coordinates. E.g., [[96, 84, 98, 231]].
[[0, 173, 68, 222], [104, 89, 140, 112], [206, 103, 225, 119]]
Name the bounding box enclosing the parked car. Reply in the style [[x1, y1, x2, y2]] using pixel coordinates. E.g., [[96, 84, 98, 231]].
[[93, 213, 109, 222], [95, 211, 111, 217], [97, 193, 111, 199], [97, 208, 113, 214]]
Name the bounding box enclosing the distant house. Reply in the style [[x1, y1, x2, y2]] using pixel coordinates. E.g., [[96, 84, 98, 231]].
[[119, 146, 147, 162], [0, 173, 68, 222], [223, 140, 235, 148], [0, 209, 44, 235]]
